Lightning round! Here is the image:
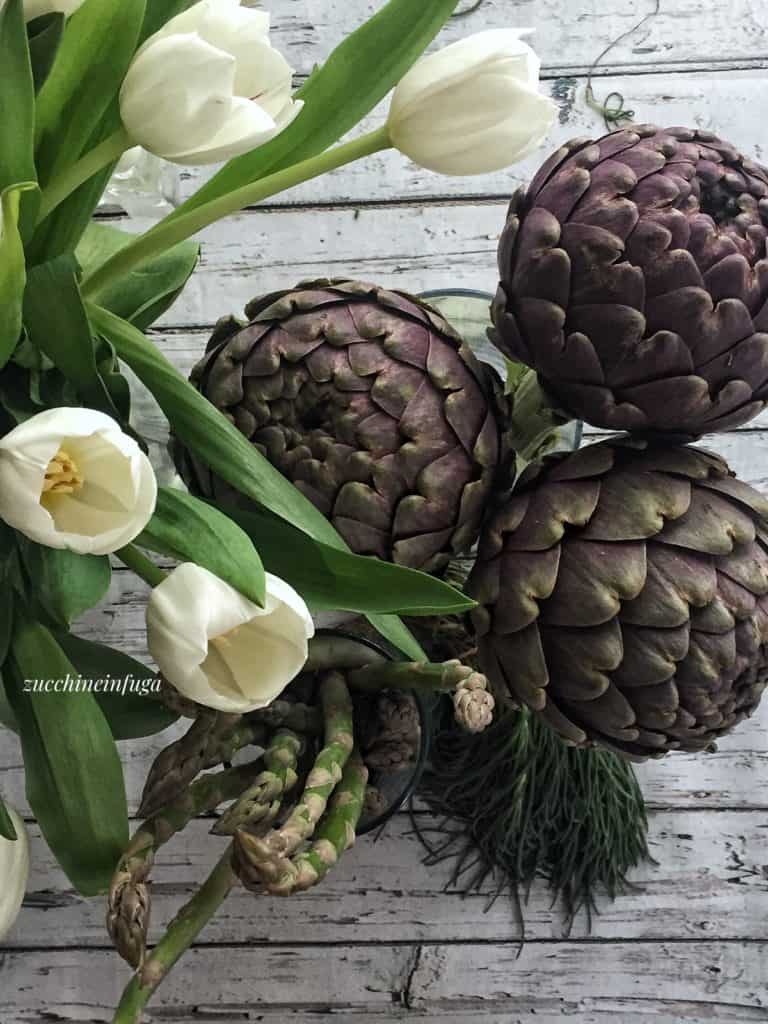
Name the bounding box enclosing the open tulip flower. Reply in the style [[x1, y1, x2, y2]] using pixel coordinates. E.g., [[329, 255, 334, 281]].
[[147, 564, 315, 713], [387, 29, 557, 175], [119, 0, 304, 165], [0, 408, 156, 555], [0, 805, 30, 943]]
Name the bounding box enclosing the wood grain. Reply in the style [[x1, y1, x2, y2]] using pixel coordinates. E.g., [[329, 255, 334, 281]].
[[215, 2, 768, 80], [2, 809, 766, 950], [166, 70, 768, 208], [2, 942, 765, 1022]]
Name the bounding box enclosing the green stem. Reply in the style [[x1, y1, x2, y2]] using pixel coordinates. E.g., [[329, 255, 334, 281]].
[[83, 126, 392, 299], [116, 544, 168, 588], [36, 127, 133, 224], [347, 659, 474, 694], [112, 846, 236, 1024]]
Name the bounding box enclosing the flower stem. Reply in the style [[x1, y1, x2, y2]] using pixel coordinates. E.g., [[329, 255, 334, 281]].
[[36, 127, 133, 224], [112, 845, 236, 1024], [82, 125, 392, 300], [116, 544, 168, 588]]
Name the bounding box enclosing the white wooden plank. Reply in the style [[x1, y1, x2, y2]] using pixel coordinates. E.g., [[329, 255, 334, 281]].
[[210, 2, 768, 80], [142, 201, 506, 329], [164, 70, 768, 208], [1, 942, 765, 1022], [2, 810, 765, 949], [407, 940, 768, 1019]]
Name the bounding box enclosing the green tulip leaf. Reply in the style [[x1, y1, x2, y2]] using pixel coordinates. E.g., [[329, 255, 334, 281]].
[[55, 633, 177, 740], [33, 0, 145, 187], [220, 501, 476, 617], [88, 305, 428, 659], [27, 12, 65, 92], [7, 619, 129, 895], [168, 0, 459, 220], [76, 223, 200, 331], [0, 183, 38, 369], [19, 541, 112, 628], [0, 672, 19, 734], [138, 487, 266, 607], [0, 594, 14, 672], [0, 0, 36, 196], [24, 254, 130, 423], [0, 793, 17, 841]]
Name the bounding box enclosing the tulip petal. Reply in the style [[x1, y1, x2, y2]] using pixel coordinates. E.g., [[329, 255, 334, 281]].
[[0, 805, 30, 942], [165, 95, 280, 165], [199, 12, 285, 100], [390, 53, 556, 176], [234, 40, 294, 114], [147, 563, 312, 713], [138, 0, 269, 54], [121, 34, 238, 156], [0, 408, 156, 556], [390, 28, 538, 124]]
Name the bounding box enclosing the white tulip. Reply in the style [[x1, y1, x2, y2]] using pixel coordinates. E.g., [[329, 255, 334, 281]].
[[24, 0, 83, 21], [119, 0, 303, 165], [147, 563, 314, 713], [0, 408, 157, 556], [0, 805, 30, 942], [387, 29, 557, 176]]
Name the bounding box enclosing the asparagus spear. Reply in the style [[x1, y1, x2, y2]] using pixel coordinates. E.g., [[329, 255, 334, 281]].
[[138, 714, 264, 818], [212, 729, 302, 836], [108, 761, 261, 969], [234, 671, 353, 891], [274, 749, 369, 896]]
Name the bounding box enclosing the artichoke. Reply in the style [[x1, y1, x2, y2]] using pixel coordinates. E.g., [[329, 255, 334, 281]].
[[467, 440, 768, 758], [180, 279, 501, 572], [492, 124, 768, 435]]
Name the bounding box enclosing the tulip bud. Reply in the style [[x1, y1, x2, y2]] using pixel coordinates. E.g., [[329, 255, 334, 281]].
[[23, 0, 83, 20], [119, 0, 303, 165], [147, 563, 314, 713], [0, 805, 30, 942], [0, 407, 157, 556], [387, 29, 557, 176]]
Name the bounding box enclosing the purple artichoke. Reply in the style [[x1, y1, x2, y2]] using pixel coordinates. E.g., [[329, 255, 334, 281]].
[[180, 279, 501, 572], [467, 439, 768, 758], [493, 124, 768, 435]]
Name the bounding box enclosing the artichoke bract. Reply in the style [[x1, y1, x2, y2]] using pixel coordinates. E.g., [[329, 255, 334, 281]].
[[182, 280, 501, 572], [467, 440, 768, 758], [493, 124, 768, 435]]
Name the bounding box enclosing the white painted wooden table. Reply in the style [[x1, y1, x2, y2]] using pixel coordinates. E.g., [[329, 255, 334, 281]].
[[3, 1, 768, 1020]]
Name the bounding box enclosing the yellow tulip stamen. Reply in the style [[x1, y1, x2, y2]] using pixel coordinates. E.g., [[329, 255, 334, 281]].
[[42, 448, 84, 496]]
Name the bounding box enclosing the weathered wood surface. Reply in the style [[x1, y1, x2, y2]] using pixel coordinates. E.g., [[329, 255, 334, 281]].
[[3, 942, 766, 1022], [4, 810, 767, 948], [4, 1, 768, 1020], [170, 70, 768, 207], [221, 2, 768, 80]]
